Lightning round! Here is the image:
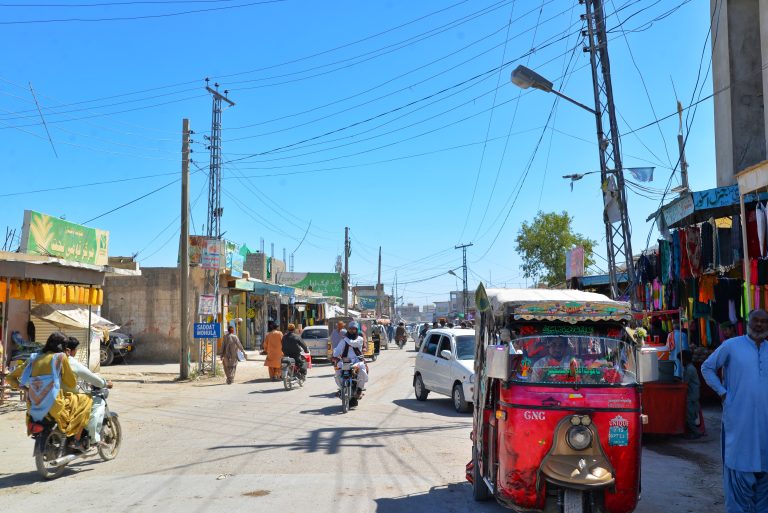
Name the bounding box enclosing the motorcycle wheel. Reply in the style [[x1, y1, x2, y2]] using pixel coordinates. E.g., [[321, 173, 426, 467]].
[[371, 354, 378, 362], [98, 415, 122, 461], [34, 430, 68, 480], [341, 382, 350, 414], [563, 489, 584, 513], [283, 366, 294, 390], [298, 369, 306, 387]]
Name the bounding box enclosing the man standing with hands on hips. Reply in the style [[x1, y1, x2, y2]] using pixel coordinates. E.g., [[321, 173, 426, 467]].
[[702, 309, 768, 513]]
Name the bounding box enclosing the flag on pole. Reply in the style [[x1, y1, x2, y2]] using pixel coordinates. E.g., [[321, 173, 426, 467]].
[[627, 167, 654, 182]]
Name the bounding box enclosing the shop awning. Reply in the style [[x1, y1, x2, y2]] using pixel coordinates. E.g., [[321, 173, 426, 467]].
[[31, 304, 120, 331], [647, 184, 768, 229]]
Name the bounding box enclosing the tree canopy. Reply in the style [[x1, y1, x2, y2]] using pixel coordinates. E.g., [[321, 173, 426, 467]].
[[514, 211, 596, 287]]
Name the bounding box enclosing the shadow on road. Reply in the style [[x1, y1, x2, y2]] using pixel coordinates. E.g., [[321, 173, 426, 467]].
[[207, 423, 467, 456], [392, 398, 470, 418], [375, 483, 506, 512], [0, 467, 93, 490]]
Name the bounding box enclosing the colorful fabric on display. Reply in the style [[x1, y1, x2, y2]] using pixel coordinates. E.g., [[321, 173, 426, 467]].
[[660, 240, 671, 284], [699, 275, 717, 303], [701, 221, 714, 271], [732, 214, 743, 263], [680, 229, 692, 279], [686, 226, 702, 277], [747, 208, 762, 259], [672, 231, 682, 281]]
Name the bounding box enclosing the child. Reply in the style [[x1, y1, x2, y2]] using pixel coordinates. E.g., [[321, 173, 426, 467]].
[[681, 349, 703, 439]]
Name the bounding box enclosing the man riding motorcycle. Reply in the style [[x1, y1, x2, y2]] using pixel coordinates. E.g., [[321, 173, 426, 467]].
[[332, 321, 368, 399], [395, 322, 407, 348], [65, 337, 113, 445], [281, 323, 309, 377]]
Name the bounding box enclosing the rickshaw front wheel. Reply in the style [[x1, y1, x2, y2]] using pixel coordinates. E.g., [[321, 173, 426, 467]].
[[472, 446, 492, 501]]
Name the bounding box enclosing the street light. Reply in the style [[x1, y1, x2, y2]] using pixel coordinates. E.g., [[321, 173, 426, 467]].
[[447, 269, 467, 318], [510, 65, 597, 115]]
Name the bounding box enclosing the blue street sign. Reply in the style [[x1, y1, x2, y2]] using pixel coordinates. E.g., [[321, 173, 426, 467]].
[[194, 322, 221, 339]]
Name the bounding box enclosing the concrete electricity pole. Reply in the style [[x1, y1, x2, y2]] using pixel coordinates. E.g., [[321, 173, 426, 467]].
[[455, 243, 473, 318], [180, 118, 191, 380], [343, 227, 349, 316], [376, 246, 382, 319]]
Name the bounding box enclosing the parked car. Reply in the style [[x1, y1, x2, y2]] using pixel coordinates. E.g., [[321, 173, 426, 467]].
[[101, 332, 135, 366], [413, 328, 475, 413], [301, 325, 330, 360]]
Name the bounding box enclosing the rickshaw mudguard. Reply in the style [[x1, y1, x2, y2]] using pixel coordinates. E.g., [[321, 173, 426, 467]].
[[495, 385, 641, 513]]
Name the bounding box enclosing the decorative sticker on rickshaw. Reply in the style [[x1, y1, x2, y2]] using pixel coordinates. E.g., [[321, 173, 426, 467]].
[[515, 358, 532, 380], [608, 414, 630, 446], [541, 325, 595, 336], [513, 301, 632, 324]]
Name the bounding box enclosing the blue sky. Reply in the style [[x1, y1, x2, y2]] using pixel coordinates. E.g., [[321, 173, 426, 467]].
[[2, 0, 717, 306]]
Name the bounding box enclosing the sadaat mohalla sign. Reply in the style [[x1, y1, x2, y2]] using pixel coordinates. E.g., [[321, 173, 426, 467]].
[[20, 210, 110, 266]]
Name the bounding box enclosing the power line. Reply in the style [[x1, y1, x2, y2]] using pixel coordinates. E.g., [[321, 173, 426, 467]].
[[1, 0, 286, 24]]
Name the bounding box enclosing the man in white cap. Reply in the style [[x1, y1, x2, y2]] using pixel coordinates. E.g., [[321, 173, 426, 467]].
[[332, 320, 369, 398]]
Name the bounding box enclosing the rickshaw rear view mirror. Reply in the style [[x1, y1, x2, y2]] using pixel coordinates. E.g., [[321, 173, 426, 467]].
[[486, 345, 511, 379]]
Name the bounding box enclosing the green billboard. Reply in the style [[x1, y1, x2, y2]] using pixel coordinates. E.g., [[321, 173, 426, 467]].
[[280, 272, 342, 298], [21, 210, 109, 266]]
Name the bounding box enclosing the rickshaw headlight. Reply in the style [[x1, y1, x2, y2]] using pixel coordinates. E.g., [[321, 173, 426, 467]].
[[566, 425, 592, 451], [580, 415, 592, 426]]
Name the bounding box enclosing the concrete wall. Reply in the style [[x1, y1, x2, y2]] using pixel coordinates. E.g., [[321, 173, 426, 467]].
[[102, 267, 204, 363], [244, 253, 286, 283], [713, 0, 767, 185]]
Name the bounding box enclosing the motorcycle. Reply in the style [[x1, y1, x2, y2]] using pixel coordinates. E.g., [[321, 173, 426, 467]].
[[337, 359, 362, 413], [281, 353, 309, 390], [31, 385, 121, 479]]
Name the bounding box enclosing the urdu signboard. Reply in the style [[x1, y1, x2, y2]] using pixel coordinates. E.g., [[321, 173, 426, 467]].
[[21, 210, 109, 266]]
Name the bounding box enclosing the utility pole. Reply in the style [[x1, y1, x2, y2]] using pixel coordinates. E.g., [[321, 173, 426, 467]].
[[583, 0, 637, 303], [394, 271, 398, 321], [376, 246, 382, 319], [676, 100, 689, 193], [343, 227, 349, 316], [455, 243, 473, 318], [202, 81, 234, 374], [180, 118, 191, 380]]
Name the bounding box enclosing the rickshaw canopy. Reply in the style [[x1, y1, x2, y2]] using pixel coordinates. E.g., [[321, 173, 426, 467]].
[[484, 288, 632, 324]]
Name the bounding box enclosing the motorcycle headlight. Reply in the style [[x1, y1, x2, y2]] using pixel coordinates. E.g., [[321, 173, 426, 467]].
[[566, 425, 593, 451]]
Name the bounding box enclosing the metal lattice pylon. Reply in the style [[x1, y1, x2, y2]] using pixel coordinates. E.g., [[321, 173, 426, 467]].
[[200, 83, 234, 374], [583, 0, 636, 302]]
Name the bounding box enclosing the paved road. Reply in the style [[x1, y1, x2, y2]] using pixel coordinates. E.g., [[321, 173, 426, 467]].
[[0, 342, 723, 512]]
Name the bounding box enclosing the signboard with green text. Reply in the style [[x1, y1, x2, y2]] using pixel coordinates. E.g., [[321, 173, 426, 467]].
[[278, 272, 343, 298], [21, 210, 109, 266]]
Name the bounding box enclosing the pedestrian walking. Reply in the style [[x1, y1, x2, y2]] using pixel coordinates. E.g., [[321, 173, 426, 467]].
[[220, 325, 245, 385], [680, 350, 702, 439], [702, 308, 768, 513], [263, 321, 283, 381]]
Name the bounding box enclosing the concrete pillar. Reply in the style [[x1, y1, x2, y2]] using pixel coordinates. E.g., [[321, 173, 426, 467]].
[[712, 0, 766, 186]]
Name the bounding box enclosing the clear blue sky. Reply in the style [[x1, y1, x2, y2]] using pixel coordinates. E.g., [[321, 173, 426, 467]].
[[2, 0, 716, 306]]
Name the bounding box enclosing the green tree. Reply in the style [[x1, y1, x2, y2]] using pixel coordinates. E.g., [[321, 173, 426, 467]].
[[514, 211, 596, 287]]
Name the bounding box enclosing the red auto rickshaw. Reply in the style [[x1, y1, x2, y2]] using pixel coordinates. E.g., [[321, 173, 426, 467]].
[[467, 286, 642, 513]]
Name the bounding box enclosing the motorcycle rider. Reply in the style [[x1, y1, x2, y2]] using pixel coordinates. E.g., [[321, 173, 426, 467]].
[[64, 337, 113, 445], [332, 321, 369, 399], [395, 322, 407, 349], [281, 323, 309, 377], [7, 332, 92, 450]]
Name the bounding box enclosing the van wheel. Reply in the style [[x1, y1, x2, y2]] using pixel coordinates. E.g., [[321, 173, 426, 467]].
[[414, 374, 429, 401], [453, 384, 470, 413]]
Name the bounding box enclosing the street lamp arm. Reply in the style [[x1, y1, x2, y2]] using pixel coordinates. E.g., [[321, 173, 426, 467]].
[[550, 89, 597, 115]]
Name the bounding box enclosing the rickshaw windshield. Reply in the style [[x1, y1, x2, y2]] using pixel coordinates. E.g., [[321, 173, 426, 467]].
[[511, 335, 636, 386]]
